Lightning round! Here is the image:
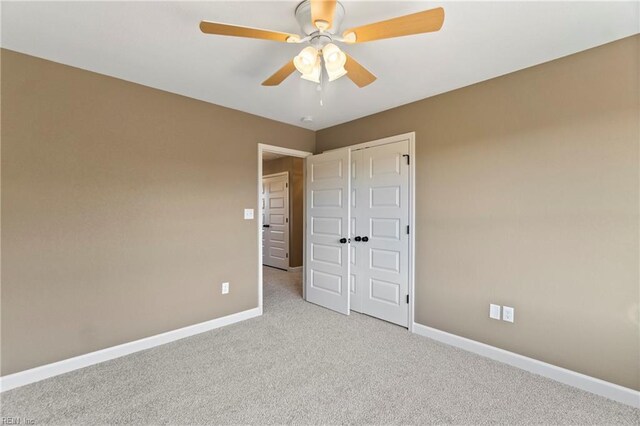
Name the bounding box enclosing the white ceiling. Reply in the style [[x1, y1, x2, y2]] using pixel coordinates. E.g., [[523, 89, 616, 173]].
[[2, 1, 638, 131]]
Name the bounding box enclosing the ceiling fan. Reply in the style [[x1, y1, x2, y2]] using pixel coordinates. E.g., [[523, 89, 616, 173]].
[[200, 0, 445, 88]]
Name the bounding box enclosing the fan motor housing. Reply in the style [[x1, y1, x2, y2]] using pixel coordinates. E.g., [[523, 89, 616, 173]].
[[295, 0, 346, 36], [309, 34, 332, 50]]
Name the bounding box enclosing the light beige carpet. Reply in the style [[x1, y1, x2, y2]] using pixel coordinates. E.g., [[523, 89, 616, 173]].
[[1, 266, 638, 424]]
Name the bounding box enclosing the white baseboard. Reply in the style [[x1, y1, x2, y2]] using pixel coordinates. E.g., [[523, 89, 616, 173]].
[[412, 323, 639, 408], [0, 307, 261, 393], [288, 266, 303, 272]]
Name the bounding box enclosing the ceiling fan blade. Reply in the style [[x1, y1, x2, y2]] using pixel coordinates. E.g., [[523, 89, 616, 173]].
[[344, 54, 376, 88], [342, 7, 444, 43], [311, 0, 337, 31], [262, 60, 297, 86], [200, 21, 298, 43]]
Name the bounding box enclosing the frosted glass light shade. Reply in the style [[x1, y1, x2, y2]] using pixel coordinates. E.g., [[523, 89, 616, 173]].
[[322, 43, 347, 82], [294, 46, 319, 75], [300, 56, 321, 83]]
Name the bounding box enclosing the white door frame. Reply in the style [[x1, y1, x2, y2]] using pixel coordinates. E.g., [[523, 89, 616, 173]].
[[262, 171, 290, 270], [322, 132, 416, 332], [258, 144, 312, 315]]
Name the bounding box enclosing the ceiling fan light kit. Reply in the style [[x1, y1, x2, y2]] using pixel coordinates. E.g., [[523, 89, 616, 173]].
[[199, 0, 445, 89]]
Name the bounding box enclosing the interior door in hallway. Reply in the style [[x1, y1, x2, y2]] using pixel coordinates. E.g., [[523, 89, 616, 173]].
[[351, 140, 410, 327], [305, 148, 351, 315], [262, 173, 289, 270]]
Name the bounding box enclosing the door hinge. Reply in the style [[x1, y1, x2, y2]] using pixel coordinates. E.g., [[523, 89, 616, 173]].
[[286, 253, 289, 258], [406, 294, 409, 304], [286, 183, 288, 188], [402, 154, 410, 165], [286, 218, 289, 223], [406, 225, 410, 235]]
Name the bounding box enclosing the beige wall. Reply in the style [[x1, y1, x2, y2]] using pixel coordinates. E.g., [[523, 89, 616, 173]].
[[3, 35, 638, 391], [316, 35, 640, 390], [262, 157, 304, 268], [1, 49, 315, 375]]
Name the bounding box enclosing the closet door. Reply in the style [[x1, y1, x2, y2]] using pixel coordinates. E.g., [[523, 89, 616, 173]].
[[349, 150, 365, 313], [305, 148, 351, 315], [354, 140, 410, 327]]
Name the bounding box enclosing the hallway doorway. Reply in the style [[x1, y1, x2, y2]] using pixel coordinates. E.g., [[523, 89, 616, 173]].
[[257, 144, 312, 314]]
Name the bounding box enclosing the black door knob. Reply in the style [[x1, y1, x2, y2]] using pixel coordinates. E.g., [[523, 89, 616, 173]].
[[339, 238, 348, 244], [362, 236, 369, 242], [354, 236, 362, 242], [263, 224, 270, 228]]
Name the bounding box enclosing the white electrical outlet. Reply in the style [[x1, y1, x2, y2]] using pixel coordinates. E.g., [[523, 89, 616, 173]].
[[244, 209, 254, 220], [221, 282, 230, 295], [489, 304, 501, 320], [503, 306, 514, 323]]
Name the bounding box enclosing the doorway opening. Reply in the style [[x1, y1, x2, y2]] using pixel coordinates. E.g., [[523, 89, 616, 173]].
[[258, 144, 312, 314]]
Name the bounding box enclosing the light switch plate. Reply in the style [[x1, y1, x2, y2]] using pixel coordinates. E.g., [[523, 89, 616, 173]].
[[244, 209, 254, 220], [503, 306, 515, 323], [221, 282, 229, 295], [489, 304, 501, 320]]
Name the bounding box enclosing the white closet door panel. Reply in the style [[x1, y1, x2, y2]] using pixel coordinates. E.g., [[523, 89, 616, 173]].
[[305, 148, 351, 315], [349, 150, 364, 313], [356, 140, 410, 326]]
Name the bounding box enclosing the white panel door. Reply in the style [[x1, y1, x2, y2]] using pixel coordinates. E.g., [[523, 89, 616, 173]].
[[353, 140, 410, 326], [349, 150, 364, 313], [262, 173, 289, 270], [305, 148, 351, 315]]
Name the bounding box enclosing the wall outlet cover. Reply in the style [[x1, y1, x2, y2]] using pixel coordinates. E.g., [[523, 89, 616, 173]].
[[244, 209, 254, 220], [503, 306, 515, 323], [489, 304, 501, 320], [221, 282, 230, 295]]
